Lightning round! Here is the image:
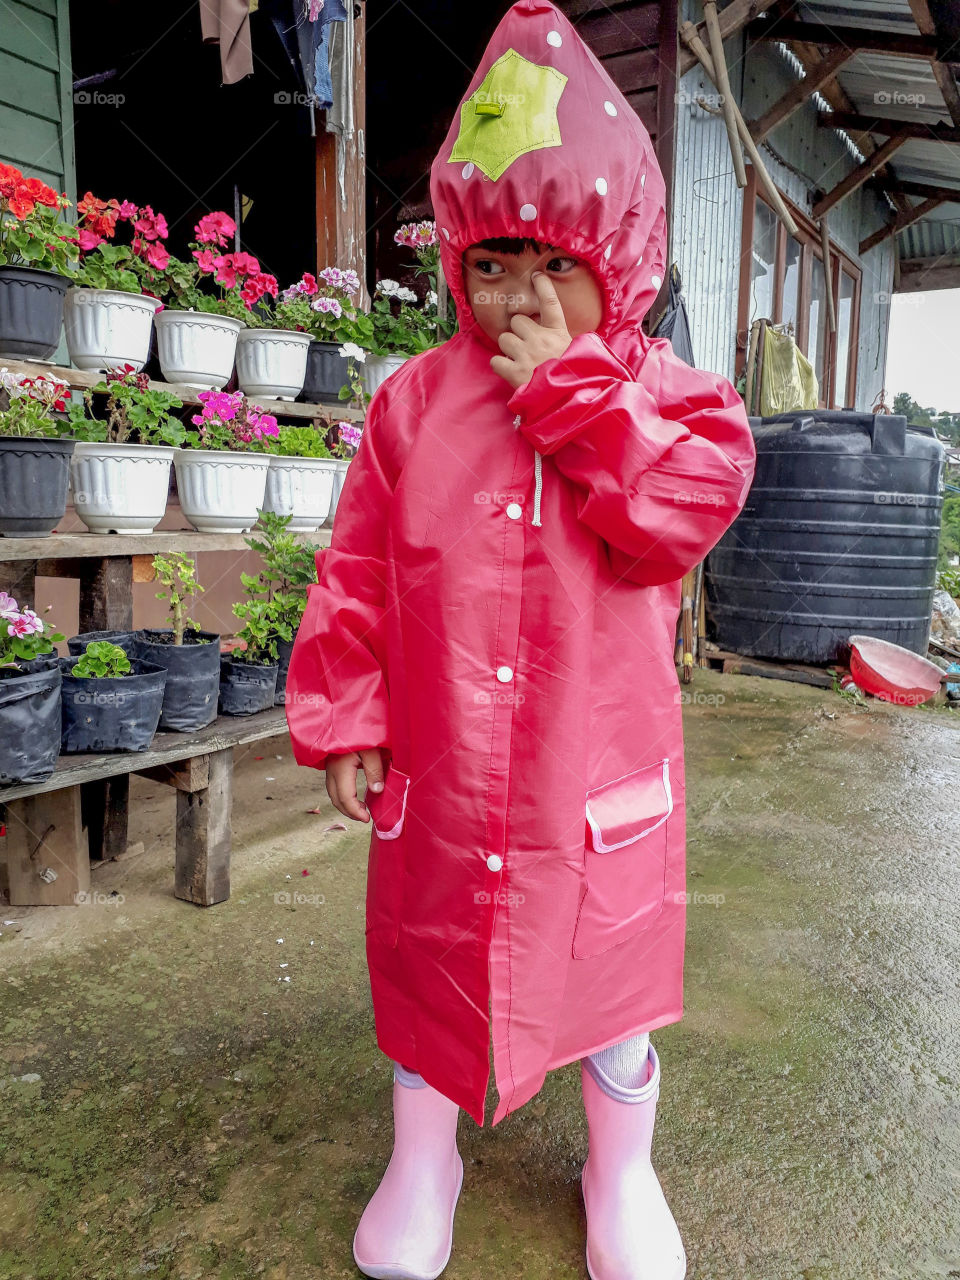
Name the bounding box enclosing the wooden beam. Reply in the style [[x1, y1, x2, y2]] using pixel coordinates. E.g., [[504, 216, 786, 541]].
[[811, 130, 911, 218], [898, 259, 960, 291], [817, 111, 960, 142], [175, 747, 232, 907], [703, 0, 747, 187], [819, 216, 836, 333], [908, 0, 960, 129], [875, 177, 960, 203], [859, 196, 945, 253], [748, 17, 938, 58], [747, 47, 854, 142], [678, 0, 766, 77]]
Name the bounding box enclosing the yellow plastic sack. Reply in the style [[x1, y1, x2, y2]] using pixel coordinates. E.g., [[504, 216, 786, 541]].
[[759, 325, 819, 415]]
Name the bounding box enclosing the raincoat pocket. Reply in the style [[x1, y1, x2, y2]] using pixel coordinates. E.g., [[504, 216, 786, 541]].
[[364, 765, 411, 947], [573, 760, 672, 959]]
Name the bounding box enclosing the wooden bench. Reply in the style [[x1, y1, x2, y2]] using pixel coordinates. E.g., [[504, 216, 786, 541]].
[[0, 528, 331, 907]]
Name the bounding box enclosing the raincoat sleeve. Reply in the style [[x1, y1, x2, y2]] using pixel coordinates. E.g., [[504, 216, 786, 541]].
[[284, 393, 395, 773], [507, 331, 756, 586]]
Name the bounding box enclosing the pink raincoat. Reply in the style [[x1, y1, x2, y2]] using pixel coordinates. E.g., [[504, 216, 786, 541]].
[[286, 0, 756, 1126]]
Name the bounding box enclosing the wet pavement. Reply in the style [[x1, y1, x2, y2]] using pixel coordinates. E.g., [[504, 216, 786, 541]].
[[1, 670, 958, 1280]]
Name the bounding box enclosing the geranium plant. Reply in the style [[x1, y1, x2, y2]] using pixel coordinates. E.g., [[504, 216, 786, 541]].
[[71, 640, 131, 679], [185, 211, 278, 320], [184, 388, 279, 452], [153, 552, 203, 645], [0, 368, 71, 437], [367, 277, 442, 357], [0, 162, 78, 276], [65, 364, 186, 447], [72, 193, 171, 293], [269, 267, 373, 344], [332, 420, 363, 460], [271, 423, 333, 458], [0, 592, 64, 672], [394, 219, 455, 342], [336, 341, 368, 409]]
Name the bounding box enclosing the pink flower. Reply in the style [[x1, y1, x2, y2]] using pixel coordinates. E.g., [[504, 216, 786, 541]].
[[192, 247, 219, 274], [312, 295, 342, 317], [338, 422, 363, 449], [195, 211, 236, 247], [8, 609, 44, 637], [135, 238, 170, 270], [300, 272, 318, 296], [340, 269, 361, 294], [319, 266, 343, 290], [78, 228, 103, 251], [0, 591, 19, 619], [117, 199, 138, 219], [133, 205, 167, 241]]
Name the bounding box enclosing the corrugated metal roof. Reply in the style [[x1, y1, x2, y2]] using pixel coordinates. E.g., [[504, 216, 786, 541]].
[[785, 1, 960, 264]]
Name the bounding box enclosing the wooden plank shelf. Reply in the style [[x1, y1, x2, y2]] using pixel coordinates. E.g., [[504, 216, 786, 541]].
[[0, 528, 332, 562], [0, 357, 366, 423], [1, 707, 296, 908]]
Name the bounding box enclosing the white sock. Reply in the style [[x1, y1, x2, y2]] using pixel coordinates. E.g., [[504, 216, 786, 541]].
[[393, 1059, 428, 1090], [584, 1031, 652, 1100]]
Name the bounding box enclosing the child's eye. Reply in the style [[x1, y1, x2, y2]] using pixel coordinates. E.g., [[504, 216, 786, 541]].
[[472, 259, 503, 276], [545, 256, 577, 274]]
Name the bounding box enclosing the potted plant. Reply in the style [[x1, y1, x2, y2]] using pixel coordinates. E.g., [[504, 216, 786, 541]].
[[173, 389, 277, 532], [137, 552, 221, 731], [394, 219, 456, 344], [67, 629, 141, 657], [62, 194, 168, 373], [234, 271, 317, 402], [219, 577, 282, 715], [59, 640, 167, 753], [358, 222, 449, 395], [0, 162, 77, 360], [275, 268, 372, 404], [64, 364, 185, 532], [153, 211, 276, 390], [262, 422, 337, 531], [244, 510, 319, 703], [0, 367, 76, 537], [0, 593, 64, 784]]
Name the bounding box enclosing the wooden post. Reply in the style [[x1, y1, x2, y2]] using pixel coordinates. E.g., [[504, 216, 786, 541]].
[[0, 559, 37, 610], [703, 0, 747, 188], [820, 216, 836, 334], [175, 747, 232, 907], [6, 787, 89, 906]]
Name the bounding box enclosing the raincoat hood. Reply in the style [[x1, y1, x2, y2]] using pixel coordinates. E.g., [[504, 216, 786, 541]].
[[430, 0, 667, 350]]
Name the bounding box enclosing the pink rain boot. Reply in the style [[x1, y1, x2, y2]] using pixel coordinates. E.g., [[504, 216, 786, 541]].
[[580, 1043, 686, 1280], [352, 1066, 464, 1280]]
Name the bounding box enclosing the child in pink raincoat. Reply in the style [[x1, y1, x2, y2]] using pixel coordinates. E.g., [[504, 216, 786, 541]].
[[286, 3, 756, 1277]]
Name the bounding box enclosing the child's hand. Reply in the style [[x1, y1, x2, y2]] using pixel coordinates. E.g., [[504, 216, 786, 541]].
[[490, 272, 572, 391], [325, 748, 385, 822]]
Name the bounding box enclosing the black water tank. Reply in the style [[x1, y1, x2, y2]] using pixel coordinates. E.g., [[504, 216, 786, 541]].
[[705, 411, 944, 662]]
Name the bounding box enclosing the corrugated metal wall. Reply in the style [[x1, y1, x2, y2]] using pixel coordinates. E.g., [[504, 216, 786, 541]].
[[669, 5, 894, 408]]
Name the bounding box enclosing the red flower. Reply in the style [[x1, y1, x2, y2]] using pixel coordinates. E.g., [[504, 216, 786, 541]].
[[20, 177, 59, 208], [195, 210, 236, 247], [300, 272, 318, 295], [134, 205, 168, 242], [118, 199, 137, 219], [0, 162, 23, 199], [8, 191, 36, 219], [136, 238, 170, 270]]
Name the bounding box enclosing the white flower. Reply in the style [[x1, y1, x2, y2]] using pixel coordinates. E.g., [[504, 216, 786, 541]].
[[339, 342, 367, 363], [377, 278, 400, 297], [396, 287, 418, 303], [426, 290, 438, 307]]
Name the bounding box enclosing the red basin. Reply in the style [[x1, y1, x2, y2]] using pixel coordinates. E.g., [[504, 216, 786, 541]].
[[848, 634, 942, 706]]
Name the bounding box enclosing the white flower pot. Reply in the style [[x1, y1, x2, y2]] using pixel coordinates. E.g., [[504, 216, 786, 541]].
[[360, 353, 408, 397], [63, 288, 161, 373], [263, 455, 337, 531], [323, 458, 351, 529], [235, 328, 311, 400], [154, 310, 243, 390], [70, 441, 174, 533], [173, 448, 270, 533]]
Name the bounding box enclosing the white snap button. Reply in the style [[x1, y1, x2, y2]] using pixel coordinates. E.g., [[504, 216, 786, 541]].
[[505, 503, 522, 519], [486, 854, 503, 872], [496, 666, 513, 682]]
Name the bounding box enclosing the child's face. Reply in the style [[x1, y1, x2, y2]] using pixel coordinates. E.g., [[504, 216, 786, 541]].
[[462, 243, 604, 346]]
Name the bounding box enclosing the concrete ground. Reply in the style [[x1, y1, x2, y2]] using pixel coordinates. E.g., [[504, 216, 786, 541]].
[[1, 669, 958, 1280]]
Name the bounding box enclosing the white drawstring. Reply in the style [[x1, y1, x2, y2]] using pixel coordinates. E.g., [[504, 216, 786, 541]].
[[513, 414, 543, 528]]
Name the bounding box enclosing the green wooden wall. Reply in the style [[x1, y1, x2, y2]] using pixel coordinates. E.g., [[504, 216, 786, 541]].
[[0, 0, 75, 202]]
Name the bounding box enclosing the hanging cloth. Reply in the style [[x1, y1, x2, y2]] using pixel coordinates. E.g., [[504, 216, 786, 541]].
[[199, 0, 254, 86], [651, 263, 696, 368]]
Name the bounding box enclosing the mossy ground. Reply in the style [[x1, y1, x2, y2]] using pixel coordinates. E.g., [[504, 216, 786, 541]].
[[1, 671, 958, 1279]]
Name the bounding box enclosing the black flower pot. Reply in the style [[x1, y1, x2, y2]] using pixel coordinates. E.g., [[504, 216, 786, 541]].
[[59, 656, 167, 753], [67, 629, 141, 658], [0, 661, 62, 784], [0, 265, 70, 360], [274, 634, 297, 705], [136, 628, 221, 732], [219, 655, 278, 715], [0, 436, 75, 537], [298, 339, 350, 404]]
